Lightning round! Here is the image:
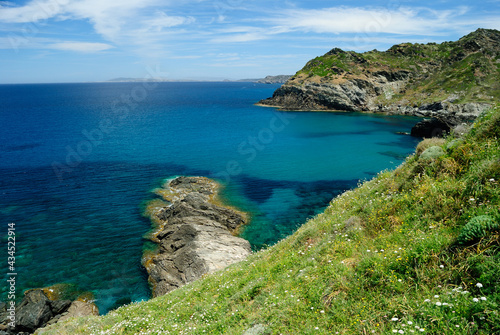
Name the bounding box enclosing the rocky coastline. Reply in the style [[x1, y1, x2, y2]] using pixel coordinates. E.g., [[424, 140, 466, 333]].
[[143, 176, 251, 297], [0, 285, 98, 335], [258, 29, 499, 136], [258, 82, 491, 124]]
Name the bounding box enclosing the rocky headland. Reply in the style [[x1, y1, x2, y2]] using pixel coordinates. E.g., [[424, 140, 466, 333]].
[[143, 176, 251, 297], [258, 29, 500, 134]]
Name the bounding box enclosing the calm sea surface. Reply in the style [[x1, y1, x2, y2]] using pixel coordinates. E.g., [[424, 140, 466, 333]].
[[0, 82, 421, 312]]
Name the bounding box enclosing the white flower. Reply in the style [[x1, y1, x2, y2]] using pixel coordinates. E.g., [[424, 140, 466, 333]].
[[489, 178, 495, 182], [424, 299, 431, 303], [399, 330, 405, 334], [436, 302, 442, 306], [476, 283, 483, 288], [480, 297, 487, 301], [419, 329, 425, 332], [391, 317, 399, 321], [407, 321, 413, 325], [393, 330, 398, 333], [320, 310, 325, 313], [473, 298, 479, 302], [439, 265, 444, 268], [434, 295, 439, 298]]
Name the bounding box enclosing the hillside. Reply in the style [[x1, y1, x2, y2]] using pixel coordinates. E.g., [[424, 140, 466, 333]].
[[259, 29, 500, 124], [37, 105, 499, 334]]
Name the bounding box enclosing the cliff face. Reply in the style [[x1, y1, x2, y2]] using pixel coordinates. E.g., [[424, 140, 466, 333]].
[[259, 29, 500, 124]]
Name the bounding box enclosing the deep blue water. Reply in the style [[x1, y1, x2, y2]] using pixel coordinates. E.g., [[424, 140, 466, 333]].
[[0, 82, 421, 313]]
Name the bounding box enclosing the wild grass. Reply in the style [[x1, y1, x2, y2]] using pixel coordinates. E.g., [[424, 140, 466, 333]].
[[38, 106, 500, 335]]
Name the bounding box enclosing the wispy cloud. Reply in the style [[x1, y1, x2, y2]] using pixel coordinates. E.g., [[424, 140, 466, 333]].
[[48, 41, 114, 52], [270, 6, 477, 36]]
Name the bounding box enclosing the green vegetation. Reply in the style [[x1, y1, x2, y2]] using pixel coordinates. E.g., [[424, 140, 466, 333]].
[[292, 29, 500, 106], [38, 106, 500, 334]]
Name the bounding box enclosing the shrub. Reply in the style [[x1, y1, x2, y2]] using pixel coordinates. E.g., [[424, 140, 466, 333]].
[[457, 215, 500, 245], [416, 138, 446, 155]]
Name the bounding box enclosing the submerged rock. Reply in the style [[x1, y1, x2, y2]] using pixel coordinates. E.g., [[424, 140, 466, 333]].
[[144, 176, 251, 297]]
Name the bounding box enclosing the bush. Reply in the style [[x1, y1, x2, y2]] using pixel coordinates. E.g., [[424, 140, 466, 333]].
[[416, 138, 446, 155], [457, 215, 500, 245]]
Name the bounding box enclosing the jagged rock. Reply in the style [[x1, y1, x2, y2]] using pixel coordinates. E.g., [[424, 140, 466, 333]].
[[15, 290, 53, 333], [0, 288, 97, 335], [55, 301, 99, 323], [144, 177, 251, 297]]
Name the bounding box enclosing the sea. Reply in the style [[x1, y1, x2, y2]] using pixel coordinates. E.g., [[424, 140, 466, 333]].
[[0, 82, 421, 313]]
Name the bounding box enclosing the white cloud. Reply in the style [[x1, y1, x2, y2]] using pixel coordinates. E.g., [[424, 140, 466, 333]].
[[0, 0, 196, 42], [269, 6, 493, 36], [48, 41, 114, 52]]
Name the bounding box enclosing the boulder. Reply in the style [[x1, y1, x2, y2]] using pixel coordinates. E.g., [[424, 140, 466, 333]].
[[15, 290, 53, 333]]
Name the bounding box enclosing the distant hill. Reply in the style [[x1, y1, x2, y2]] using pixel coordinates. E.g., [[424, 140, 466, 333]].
[[237, 75, 292, 84], [259, 29, 500, 124]]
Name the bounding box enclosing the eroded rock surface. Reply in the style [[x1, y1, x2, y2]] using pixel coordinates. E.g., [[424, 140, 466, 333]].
[[144, 177, 251, 297]]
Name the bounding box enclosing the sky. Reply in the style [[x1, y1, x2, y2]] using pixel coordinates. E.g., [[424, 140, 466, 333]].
[[0, 0, 499, 83]]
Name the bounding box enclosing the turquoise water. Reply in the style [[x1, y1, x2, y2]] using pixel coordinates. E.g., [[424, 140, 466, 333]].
[[0, 82, 421, 313]]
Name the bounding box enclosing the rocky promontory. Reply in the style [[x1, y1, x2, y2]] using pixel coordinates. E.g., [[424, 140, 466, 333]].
[[143, 177, 251, 297], [258, 29, 500, 129]]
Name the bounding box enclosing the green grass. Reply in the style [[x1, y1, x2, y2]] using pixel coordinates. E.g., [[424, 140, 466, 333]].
[[38, 106, 500, 334]]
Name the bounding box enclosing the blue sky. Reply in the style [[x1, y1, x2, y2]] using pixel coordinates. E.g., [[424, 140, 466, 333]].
[[1, 0, 499, 83]]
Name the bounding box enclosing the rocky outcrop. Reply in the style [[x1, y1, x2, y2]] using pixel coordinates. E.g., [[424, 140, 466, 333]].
[[258, 29, 499, 129], [143, 177, 251, 297], [0, 287, 98, 335]]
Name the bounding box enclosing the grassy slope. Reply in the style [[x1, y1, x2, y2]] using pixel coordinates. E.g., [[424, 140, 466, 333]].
[[290, 29, 500, 106], [39, 107, 500, 335]]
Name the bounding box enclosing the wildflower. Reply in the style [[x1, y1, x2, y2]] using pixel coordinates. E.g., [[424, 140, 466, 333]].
[[476, 283, 483, 288], [424, 299, 430, 303], [469, 198, 475, 201], [407, 321, 413, 325], [489, 178, 495, 182], [436, 302, 442, 306], [399, 330, 405, 334], [391, 317, 399, 321], [439, 265, 444, 268], [393, 330, 398, 333], [480, 297, 487, 301], [320, 310, 325, 313], [434, 295, 439, 298], [473, 298, 479, 302]]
